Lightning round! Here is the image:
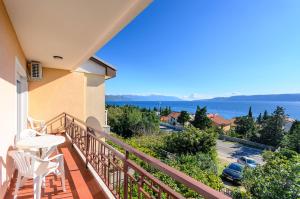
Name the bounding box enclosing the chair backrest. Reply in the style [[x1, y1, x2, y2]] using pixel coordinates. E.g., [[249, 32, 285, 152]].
[[27, 116, 35, 129], [20, 129, 37, 140], [8, 150, 34, 177]]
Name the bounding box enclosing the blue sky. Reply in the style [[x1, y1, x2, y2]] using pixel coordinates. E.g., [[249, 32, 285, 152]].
[[96, 0, 300, 100]]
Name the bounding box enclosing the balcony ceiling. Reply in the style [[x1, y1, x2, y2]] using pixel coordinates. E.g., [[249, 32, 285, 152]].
[[3, 0, 151, 70]]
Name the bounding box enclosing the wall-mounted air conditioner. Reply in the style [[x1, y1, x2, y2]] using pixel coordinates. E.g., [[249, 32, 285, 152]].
[[28, 61, 42, 80]]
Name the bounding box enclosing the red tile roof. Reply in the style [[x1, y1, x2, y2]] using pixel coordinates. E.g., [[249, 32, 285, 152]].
[[207, 114, 233, 126], [168, 112, 181, 119]]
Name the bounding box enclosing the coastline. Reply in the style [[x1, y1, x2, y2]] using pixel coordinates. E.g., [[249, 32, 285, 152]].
[[106, 100, 300, 120]]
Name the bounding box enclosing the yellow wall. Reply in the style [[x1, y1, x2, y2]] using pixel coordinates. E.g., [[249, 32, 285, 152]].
[[28, 68, 106, 131], [29, 68, 85, 122], [0, 1, 26, 197]]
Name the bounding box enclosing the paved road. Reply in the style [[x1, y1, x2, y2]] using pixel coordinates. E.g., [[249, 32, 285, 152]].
[[217, 139, 263, 164]]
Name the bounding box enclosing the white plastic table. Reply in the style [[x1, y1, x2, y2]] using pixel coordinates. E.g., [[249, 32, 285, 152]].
[[16, 135, 65, 157]]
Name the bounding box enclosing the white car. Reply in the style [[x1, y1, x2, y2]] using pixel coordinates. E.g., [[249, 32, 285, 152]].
[[237, 156, 257, 168]]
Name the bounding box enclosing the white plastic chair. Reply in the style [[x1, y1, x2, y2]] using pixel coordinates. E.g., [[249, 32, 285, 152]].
[[27, 117, 47, 135], [8, 150, 66, 199]]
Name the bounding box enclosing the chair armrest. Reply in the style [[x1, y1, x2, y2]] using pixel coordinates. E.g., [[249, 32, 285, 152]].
[[36, 125, 47, 135], [29, 153, 63, 163], [45, 154, 64, 162]]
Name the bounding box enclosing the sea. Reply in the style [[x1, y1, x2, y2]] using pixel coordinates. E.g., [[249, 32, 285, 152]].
[[106, 100, 300, 120]]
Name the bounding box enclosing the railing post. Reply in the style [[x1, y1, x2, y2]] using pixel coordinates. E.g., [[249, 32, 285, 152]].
[[71, 118, 75, 147], [86, 129, 90, 169], [64, 113, 67, 129], [123, 150, 129, 199]]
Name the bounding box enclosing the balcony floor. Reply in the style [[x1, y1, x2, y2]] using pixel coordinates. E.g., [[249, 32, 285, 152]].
[[5, 136, 108, 199]]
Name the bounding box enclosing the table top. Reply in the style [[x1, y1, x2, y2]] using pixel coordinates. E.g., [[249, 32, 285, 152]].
[[16, 135, 65, 149]]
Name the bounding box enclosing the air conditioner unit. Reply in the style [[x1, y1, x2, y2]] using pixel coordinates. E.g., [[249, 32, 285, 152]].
[[29, 61, 42, 80]]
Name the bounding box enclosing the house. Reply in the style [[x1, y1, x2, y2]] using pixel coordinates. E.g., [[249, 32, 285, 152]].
[[168, 112, 181, 125], [207, 113, 235, 132], [160, 115, 169, 123], [0, 1, 229, 198], [160, 112, 181, 125], [284, 117, 295, 132]]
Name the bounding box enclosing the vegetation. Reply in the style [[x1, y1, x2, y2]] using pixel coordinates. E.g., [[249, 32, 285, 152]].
[[281, 120, 300, 153], [177, 110, 190, 125], [258, 106, 286, 146], [232, 106, 293, 148], [164, 126, 217, 155], [192, 106, 212, 130], [241, 149, 300, 199], [107, 104, 300, 198], [107, 105, 160, 137], [160, 106, 172, 116], [109, 127, 222, 198], [235, 116, 256, 139]]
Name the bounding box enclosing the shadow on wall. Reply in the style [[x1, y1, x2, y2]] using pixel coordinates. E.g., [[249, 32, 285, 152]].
[[28, 68, 70, 91], [0, 145, 14, 197], [86, 73, 104, 87], [86, 116, 102, 132]]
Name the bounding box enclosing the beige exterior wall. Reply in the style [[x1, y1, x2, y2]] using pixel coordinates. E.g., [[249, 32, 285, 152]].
[[84, 73, 106, 131], [28, 68, 85, 122], [0, 1, 26, 197], [222, 125, 231, 132], [28, 68, 106, 131]]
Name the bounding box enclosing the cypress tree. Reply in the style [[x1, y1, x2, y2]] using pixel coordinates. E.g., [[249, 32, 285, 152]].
[[263, 110, 268, 121], [248, 106, 253, 118], [257, 113, 262, 124]]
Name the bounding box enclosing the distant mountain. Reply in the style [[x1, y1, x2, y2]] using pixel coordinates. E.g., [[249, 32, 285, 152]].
[[201, 94, 300, 102], [106, 95, 182, 101]]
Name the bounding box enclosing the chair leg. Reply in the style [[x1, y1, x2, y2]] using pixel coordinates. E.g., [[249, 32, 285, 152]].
[[20, 177, 27, 187], [42, 176, 46, 188], [14, 174, 21, 199], [59, 158, 66, 192], [33, 176, 42, 199]]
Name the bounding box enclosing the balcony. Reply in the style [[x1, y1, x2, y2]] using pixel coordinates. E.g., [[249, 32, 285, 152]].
[[5, 113, 230, 199]]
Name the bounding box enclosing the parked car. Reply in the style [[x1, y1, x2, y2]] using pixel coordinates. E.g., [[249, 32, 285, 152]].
[[237, 156, 257, 168], [222, 163, 244, 184]]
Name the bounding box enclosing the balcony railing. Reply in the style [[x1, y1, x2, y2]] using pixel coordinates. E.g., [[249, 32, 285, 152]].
[[45, 113, 230, 199]]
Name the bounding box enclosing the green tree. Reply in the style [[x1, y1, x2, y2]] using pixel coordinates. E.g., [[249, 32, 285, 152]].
[[235, 116, 256, 139], [177, 111, 190, 125], [262, 110, 269, 121], [164, 126, 217, 155], [257, 113, 262, 124], [248, 106, 253, 118], [259, 106, 286, 146], [243, 149, 300, 199], [107, 106, 160, 137], [192, 106, 212, 130], [161, 106, 172, 116], [281, 120, 300, 153]]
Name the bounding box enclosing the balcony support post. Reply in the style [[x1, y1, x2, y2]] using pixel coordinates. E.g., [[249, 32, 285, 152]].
[[123, 150, 129, 199]]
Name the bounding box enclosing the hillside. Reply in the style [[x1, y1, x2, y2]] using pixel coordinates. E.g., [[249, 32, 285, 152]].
[[204, 94, 300, 102], [106, 94, 182, 101]]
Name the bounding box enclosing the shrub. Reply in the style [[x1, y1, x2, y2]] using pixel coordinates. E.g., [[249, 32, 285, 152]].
[[243, 150, 300, 199], [164, 126, 217, 155], [107, 106, 160, 137]]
